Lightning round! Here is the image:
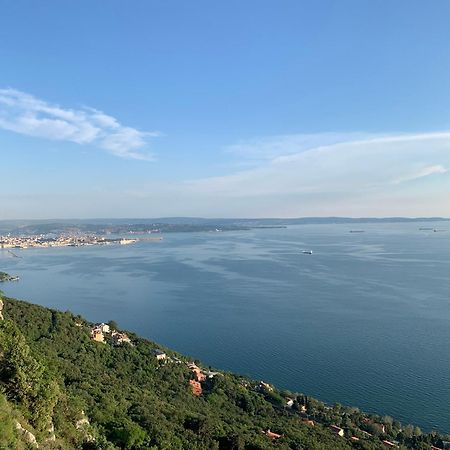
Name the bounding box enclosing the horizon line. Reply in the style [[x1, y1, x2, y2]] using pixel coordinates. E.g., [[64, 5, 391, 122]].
[[1, 216, 449, 222]]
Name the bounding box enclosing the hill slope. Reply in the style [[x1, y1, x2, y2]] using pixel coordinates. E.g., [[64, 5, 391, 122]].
[[0, 295, 447, 449]]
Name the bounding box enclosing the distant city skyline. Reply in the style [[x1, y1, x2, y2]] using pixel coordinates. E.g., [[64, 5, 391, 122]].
[[1, 1, 450, 219]]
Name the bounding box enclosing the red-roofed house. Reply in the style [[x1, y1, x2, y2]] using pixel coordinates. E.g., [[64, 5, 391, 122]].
[[189, 379, 202, 396]]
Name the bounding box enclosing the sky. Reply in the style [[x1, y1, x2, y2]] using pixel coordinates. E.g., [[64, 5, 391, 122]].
[[1, 0, 450, 219]]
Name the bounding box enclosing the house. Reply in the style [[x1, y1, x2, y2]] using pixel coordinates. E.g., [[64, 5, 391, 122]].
[[330, 425, 345, 437], [382, 440, 399, 448], [351, 436, 360, 442], [285, 398, 294, 408], [187, 362, 208, 381], [95, 323, 110, 334], [152, 349, 167, 361], [205, 370, 221, 378], [192, 368, 206, 382], [189, 379, 202, 396], [302, 419, 315, 427], [257, 381, 274, 392], [262, 429, 282, 439], [111, 330, 131, 345], [187, 362, 199, 370], [90, 329, 104, 343], [360, 430, 373, 438]]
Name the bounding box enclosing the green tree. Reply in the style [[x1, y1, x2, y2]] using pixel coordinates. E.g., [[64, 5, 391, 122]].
[[108, 420, 148, 449]]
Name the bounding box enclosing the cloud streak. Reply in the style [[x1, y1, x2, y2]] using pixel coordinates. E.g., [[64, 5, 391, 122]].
[[225, 132, 379, 161], [393, 164, 448, 184], [0, 88, 158, 160], [160, 131, 450, 217], [2, 116, 450, 217], [188, 132, 450, 196]]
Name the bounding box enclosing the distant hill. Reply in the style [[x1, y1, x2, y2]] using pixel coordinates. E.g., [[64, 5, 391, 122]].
[[0, 216, 448, 235], [0, 294, 448, 449]]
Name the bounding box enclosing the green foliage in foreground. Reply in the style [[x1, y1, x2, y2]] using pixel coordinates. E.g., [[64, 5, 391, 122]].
[[0, 295, 448, 450]]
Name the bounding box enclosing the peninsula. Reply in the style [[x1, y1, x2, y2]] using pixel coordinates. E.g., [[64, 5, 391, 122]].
[[0, 271, 19, 282]]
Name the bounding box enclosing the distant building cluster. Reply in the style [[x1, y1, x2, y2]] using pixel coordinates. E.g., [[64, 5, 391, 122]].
[[0, 234, 137, 249], [88, 323, 222, 399], [90, 323, 132, 345], [85, 316, 411, 449]]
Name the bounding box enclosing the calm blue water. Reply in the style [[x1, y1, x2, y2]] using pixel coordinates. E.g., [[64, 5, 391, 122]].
[[1, 223, 450, 433]]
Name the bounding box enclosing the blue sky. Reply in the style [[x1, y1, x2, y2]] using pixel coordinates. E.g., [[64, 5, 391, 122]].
[[1, 0, 450, 218]]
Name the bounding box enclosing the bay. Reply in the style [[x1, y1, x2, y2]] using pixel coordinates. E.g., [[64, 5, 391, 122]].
[[1, 222, 450, 433]]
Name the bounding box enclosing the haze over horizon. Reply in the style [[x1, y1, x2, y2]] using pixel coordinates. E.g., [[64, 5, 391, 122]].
[[2, 1, 450, 219]]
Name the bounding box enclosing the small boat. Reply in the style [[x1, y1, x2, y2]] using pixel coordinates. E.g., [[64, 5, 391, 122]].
[[302, 250, 313, 255]]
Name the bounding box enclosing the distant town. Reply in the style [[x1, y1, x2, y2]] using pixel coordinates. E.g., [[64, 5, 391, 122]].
[[0, 234, 159, 250]]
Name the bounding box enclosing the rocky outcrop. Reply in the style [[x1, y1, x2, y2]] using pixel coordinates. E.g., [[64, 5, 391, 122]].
[[76, 411, 95, 443], [15, 421, 39, 448], [45, 421, 56, 442], [0, 298, 3, 320]]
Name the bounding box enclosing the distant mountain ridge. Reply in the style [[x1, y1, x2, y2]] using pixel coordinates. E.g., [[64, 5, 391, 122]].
[[0, 216, 448, 235]]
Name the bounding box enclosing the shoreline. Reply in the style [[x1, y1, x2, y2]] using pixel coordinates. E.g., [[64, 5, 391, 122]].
[[0, 271, 19, 282], [0, 234, 166, 250], [2, 294, 449, 448]]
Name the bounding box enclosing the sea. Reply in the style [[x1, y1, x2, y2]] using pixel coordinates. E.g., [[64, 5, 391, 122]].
[[1, 222, 449, 433]]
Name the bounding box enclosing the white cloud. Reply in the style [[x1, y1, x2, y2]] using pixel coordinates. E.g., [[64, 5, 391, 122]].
[[0, 88, 158, 160], [1, 125, 450, 218], [158, 131, 450, 217], [186, 132, 450, 197]]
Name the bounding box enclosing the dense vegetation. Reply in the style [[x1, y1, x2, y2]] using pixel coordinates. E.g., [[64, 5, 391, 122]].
[[0, 293, 448, 449]]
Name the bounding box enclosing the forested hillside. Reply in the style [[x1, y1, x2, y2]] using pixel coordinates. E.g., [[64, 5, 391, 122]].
[[0, 294, 447, 449]]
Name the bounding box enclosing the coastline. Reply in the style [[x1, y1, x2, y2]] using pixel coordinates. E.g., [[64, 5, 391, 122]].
[[2, 294, 449, 449], [1, 223, 449, 435], [0, 271, 19, 282]]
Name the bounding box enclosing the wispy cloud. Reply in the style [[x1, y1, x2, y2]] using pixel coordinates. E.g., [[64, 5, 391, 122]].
[[225, 132, 378, 161], [393, 164, 448, 184], [165, 131, 450, 217], [188, 132, 450, 196], [2, 127, 450, 218], [0, 88, 159, 160]]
